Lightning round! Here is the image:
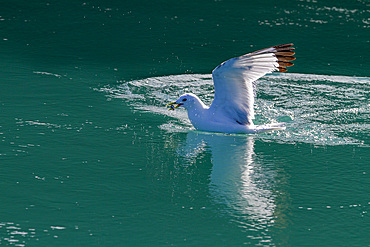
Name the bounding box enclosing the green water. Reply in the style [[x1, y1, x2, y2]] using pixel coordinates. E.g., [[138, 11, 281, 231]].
[[1, 0, 369, 246]]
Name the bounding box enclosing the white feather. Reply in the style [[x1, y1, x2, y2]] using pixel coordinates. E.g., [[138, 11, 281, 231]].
[[210, 49, 279, 125]]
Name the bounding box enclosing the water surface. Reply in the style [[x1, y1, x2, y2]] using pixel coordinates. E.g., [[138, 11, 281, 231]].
[[1, 0, 369, 246]]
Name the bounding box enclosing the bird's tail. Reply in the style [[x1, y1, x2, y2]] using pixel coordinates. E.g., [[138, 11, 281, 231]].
[[254, 123, 286, 133]]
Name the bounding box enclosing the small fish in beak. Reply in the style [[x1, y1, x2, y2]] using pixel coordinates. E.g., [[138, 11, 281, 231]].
[[166, 102, 183, 111]]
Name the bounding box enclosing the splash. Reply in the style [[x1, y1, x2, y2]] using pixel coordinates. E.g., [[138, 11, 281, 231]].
[[99, 73, 369, 146]]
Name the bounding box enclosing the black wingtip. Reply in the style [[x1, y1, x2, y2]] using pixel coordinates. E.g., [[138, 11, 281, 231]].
[[274, 43, 295, 72]]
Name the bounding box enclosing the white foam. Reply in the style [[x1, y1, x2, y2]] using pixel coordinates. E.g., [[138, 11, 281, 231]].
[[100, 73, 369, 146]]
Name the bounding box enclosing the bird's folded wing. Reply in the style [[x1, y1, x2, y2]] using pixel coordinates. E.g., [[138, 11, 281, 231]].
[[210, 43, 295, 125]]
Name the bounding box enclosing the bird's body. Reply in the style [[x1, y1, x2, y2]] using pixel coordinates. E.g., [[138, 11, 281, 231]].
[[167, 44, 295, 134]]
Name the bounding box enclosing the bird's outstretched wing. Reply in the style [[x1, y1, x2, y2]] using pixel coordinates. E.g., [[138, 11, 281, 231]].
[[210, 43, 295, 125]]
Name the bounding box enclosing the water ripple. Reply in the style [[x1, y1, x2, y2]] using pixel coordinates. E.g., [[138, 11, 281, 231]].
[[99, 73, 369, 146]]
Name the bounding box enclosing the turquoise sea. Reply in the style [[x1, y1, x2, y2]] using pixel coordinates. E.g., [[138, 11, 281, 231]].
[[1, 0, 369, 246]]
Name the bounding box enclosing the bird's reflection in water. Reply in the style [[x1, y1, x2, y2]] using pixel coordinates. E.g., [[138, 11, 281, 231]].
[[178, 131, 278, 233]]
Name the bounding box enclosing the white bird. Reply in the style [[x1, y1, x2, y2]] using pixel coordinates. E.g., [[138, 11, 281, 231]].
[[166, 43, 295, 134]]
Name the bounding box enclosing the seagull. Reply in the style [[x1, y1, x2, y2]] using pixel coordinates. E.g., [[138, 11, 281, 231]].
[[166, 43, 295, 134]]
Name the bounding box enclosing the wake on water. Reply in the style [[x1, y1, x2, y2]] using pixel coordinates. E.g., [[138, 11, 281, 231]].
[[99, 73, 369, 146]]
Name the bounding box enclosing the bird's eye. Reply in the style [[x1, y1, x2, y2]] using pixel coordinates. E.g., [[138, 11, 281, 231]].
[[182, 98, 187, 102]]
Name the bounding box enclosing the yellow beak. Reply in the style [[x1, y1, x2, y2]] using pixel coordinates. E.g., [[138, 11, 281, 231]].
[[166, 101, 183, 111]]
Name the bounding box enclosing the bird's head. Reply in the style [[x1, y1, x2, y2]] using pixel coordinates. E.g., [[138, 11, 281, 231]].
[[166, 93, 198, 111]]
